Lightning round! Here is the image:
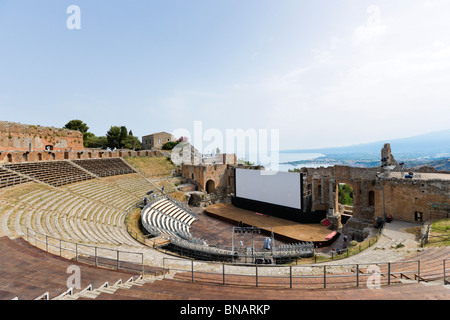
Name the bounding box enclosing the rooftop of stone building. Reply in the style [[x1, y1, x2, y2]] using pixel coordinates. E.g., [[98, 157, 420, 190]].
[[385, 171, 450, 181]]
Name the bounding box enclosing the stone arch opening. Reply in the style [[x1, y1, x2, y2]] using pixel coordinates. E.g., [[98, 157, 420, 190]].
[[338, 182, 354, 225], [205, 179, 216, 194], [7, 154, 13, 162], [338, 183, 354, 207], [37, 153, 42, 161]]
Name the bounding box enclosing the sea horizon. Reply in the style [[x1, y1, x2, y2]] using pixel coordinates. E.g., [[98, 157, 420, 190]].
[[240, 151, 329, 172]]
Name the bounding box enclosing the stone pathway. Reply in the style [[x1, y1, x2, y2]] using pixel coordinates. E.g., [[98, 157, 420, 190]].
[[323, 220, 423, 266]]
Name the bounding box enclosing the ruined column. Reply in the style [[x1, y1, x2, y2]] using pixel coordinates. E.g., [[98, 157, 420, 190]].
[[328, 179, 335, 216], [320, 177, 325, 204], [311, 178, 316, 203], [381, 143, 398, 169]]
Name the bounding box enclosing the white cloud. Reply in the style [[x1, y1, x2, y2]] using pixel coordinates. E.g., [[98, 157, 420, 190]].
[[155, 1, 450, 150]]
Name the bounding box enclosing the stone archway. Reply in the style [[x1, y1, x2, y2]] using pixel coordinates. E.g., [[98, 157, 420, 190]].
[[337, 182, 354, 225], [338, 183, 354, 207], [205, 179, 216, 194]]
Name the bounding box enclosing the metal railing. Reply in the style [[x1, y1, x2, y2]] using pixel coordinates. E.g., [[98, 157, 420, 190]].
[[312, 229, 384, 264], [162, 256, 450, 289], [25, 228, 145, 275]]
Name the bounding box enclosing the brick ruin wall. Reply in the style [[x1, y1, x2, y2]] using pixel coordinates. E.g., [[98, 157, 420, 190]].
[[0, 121, 163, 164], [302, 164, 449, 239], [0, 121, 84, 152], [182, 163, 234, 195], [378, 178, 448, 222]]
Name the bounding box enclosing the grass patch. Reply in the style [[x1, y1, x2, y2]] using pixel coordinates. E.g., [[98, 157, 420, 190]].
[[169, 190, 186, 202], [431, 218, 450, 231], [425, 218, 450, 247], [124, 156, 175, 177], [0, 182, 49, 203], [125, 207, 146, 242]]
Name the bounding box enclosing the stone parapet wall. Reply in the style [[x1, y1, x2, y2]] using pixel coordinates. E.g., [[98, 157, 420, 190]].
[[0, 148, 158, 164]]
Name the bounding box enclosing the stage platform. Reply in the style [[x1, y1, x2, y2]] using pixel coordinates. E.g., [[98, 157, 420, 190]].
[[205, 203, 337, 244]]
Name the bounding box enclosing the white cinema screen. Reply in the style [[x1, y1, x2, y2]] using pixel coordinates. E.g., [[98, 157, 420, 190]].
[[235, 168, 302, 210]]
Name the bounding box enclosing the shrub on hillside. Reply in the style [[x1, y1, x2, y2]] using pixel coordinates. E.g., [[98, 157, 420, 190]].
[[162, 141, 179, 150]]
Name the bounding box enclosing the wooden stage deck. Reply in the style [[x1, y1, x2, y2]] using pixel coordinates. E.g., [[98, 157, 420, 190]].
[[205, 203, 334, 244]]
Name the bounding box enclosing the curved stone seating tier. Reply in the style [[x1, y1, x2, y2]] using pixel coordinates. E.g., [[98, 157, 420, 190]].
[[4, 161, 96, 187], [65, 179, 140, 211], [153, 199, 197, 225], [105, 173, 160, 198], [141, 198, 198, 242], [0, 176, 145, 250], [72, 158, 136, 177], [142, 207, 182, 239], [0, 167, 31, 189]]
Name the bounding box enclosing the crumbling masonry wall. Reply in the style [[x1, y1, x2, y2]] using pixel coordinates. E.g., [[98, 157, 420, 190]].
[[302, 163, 449, 239], [0, 121, 84, 152]]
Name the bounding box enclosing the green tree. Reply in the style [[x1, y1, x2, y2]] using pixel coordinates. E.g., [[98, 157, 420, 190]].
[[338, 184, 354, 206], [105, 125, 141, 149], [122, 135, 141, 150], [120, 126, 128, 144], [106, 126, 122, 148], [85, 135, 107, 148], [162, 141, 179, 150], [64, 119, 91, 147]]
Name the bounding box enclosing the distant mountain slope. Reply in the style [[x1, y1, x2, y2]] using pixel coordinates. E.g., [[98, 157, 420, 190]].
[[282, 129, 450, 158], [411, 158, 450, 171]]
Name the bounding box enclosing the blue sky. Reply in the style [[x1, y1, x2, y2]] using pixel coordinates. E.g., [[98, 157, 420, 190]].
[[1, 0, 449, 153]]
